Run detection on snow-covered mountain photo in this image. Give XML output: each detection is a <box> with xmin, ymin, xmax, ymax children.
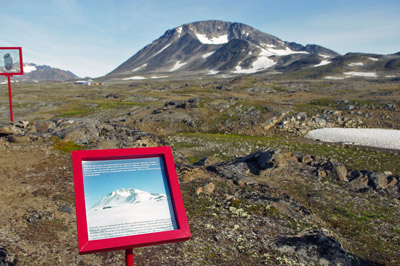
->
<box><xmin>86</xmin><ymin>188</ymin><xmax>177</xmax><ymax>240</ymax></box>
<box><xmin>90</xmin><ymin>188</ymin><xmax>167</xmax><ymax>210</ymax></box>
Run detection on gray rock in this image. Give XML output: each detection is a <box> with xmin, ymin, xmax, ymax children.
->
<box><xmin>0</xmin><ymin>248</ymin><xmax>6</xmax><ymax>266</ymax></box>
<box><xmin>335</xmin><ymin>164</ymin><xmax>348</xmax><ymax>182</ymax></box>
<box><xmin>35</xmin><ymin>121</ymin><xmax>56</xmax><ymax>133</ymax></box>
<box><xmin>275</xmin><ymin>230</ymin><xmax>382</xmax><ymax>265</ymax></box>
<box><xmin>312</xmin><ymin>117</ymin><xmax>327</xmax><ymax>127</ymax></box>
<box><xmin>0</xmin><ymin>125</ymin><xmax>20</xmax><ymax>135</ymax></box>
<box><xmin>368</xmin><ymin>172</ymin><xmax>388</xmax><ymax>190</ymax></box>
<box><xmin>349</xmin><ymin>177</ymin><xmax>370</xmax><ymax>192</ymax></box>
<box><xmin>58</xmin><ymin>204</ymin><xmax>72</xmax><ymax>214</ymax></box>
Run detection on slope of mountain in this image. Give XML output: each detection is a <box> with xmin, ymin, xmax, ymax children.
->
<box><xmin>299</xmin><ymin>52</ymin><xmax>400</xmax><ymax>80</ymax></box>
<box><xmin>3</xmin><ymin>63</ymin><xmax>80</xmax><ymax>82</ymax></box>
<box><xmin>105</xmin><ymin>20</ymin><xmax>340</xmax><ymax>79</ymax></box>
<box><xmin>90</xmin><ymin>188</ymin><xmax>166</xmax><ymax>209</ymax></box>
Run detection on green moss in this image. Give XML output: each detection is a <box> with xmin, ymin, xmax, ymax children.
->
<box><xmin>309</xmin><ymin>98</ymin><xmax>339</xmax><ymax>107</ymax></box>
<box><xmin>51</xmin><ymin>136</ymin><xmax>85</xmax><ymax>152</ymax></box>
<box><xmin>246</xmin><ymin>204</ymin><xmax>266</xmax><ymax>216</ymax></box>
<box><xmin>230</xmin><ymin>199</ymin><xmax>244</xmax><ymax>208</ymax></box>
<box><xmin>266</xmin><ymin>205</ymin><xmax>279</xmax><ymax>217</ymax></box>
<box><xmin>392</xmin><ymin>227</ymin><xmax>400</xmax><ymax>234</ymax></box>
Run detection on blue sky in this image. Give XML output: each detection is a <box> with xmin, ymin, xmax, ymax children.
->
<box><xmin>1</xmin><ymin>0</ymin><xmax>399</xmax><ymax>77</ymax></box>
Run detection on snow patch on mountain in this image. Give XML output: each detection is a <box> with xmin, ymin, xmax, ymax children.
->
<box><xmin>344</xmin><ymin>71</ymin><xmax>377</xmax><ymax>77</ymax></box>
<box><xmin>261</xmin><ymin>44</ymin><xmax>277</xmax><ymax>49</ymax></box>
<box><xmin>319</xmin><ymin>54</ymin><xmax>332</xmax><ymax>58</ymax></box>
<box><xmin>325</xmin><ymin>76</ymin><xmax>345</xmax><ymax>80</ymax></box>
<box><xmin>348</xmin><ymin>62</ymin><xmax>364</xmax><ymax>66</ymax></box>
<box><xmin>169</xmin><ymin>61</ymin><xmax>187</xmax><ymax>71</ymax></box>
<box><xmin>314</xmin><ymin>60</ymin><xmax>331</xmax><ymax>67</ymax></box>
<box><xmin>202</xmin><ymin>51</ymin><xmax>215</xmax><ymax>59</ymax></box>
<box><xmin>234</xmin><ymin>55</ymin><xmax>276</xmax><ymax>74</ymax></box>
<box><xmin>265</xmin><ymin>47</ymin><xmax>308</xmax><ymax>56</ymax></box>
<box><xmin>122</xmin><ymin>76</ymin><xmax>146</xmax><ymax>80</ymax></box>
<box><xmin>196</xmin><ymin>33</ymin><xmax>229</xmax><ymax>45</ymax></box>
<box><xmin>23</xmin><ymin>64</ymin><xmax>37</xmax><ymax>73</ymax></box>
<box><xmin>176</xmin><ymin>26</ymin><xmax>183</xmax><ymax>35</ymax></box>
<box><xmin>154</xmin><ymin>43</ymin><xmax>172</xmax><ymax>57</ymax></box>
<box><xmin>208</xmin><ymin>69</ymin><xmax>219</xmax><ymax>75</ymax></box>
<box><xmin>131</xmin><ymin>64</ymin><xmax>147</xmax><ymax>72</ymax></box>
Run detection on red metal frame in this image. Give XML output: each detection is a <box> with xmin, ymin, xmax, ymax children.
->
<box><xmin>72</xmin><ymin>146</ymin><xmax>191</xmax><ymax>255</ymax></box>
<box><xmin>0</xmin><ymin>47</ymin><xmax>23</xmax><ymax>75</ymax></box>
<box><xmin>1</xmin><ymin>47</ymin><xmax>23</xmax><ymax>122</ymax></box>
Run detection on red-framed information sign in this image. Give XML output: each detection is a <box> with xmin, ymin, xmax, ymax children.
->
<box><xmin>72</xmin><ymin>147</ymin><xmax>190</xmax><ymax>264</ymax></box>
<box><xmin>1</xmin><ymin>47</ymin><xmax>24</xmax><ymax>122</ymax></box>
<box><xmin>0</xmin><ymin>47</ymin><xmax>23</xmax><ymax>75</ymax></box>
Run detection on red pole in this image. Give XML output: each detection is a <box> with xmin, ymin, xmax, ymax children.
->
<box><xmin>125</xmin><ymin>249</ymin><xmax>133</xmax><ymax>266</ymax></box>
<box><xmin>7</xmin><ymin>75</ymin><xmax>13</xmax><ymax>123</ymax></box>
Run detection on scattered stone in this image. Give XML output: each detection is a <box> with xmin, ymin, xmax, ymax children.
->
<box><xmin>16</xmin><ymin>120</ymin><xmax>29</xmax><ymax>129</ymax></box>
<box><xmin>349</xmin><ymin>177</ymin><xmax>370</xmax><ymax>192</ymax></box>
<box><xmin>275</xmin><ymin>230</ymin><xmax>383</xmax><ymax>266</ymax></box>
<box><xmin>273</xmin><ymin>110</ymin><xmax>365</xmax><ymax>136</ymax></box>
<box><xmin>334</xmin><ymin>164</ymin><xmax>348</xmax><ymax>182</ymax></box>
<box><xmin>35</xmin><ymin>121</ymin><xmax>56</xmax><ymax>133</ymax></box>
<box><xmin>368</xmin><ymin>172</ymin><xmax>388</xmax><ymax>190</ymax></box>
<box><xmin>0</xmin><ymin>248</ymin><xmax>6</xmax><ymax>266</ymax></box>
<box><xmin>208</xmin><ymin>149</ymin><xmax>298</xmax><ymax>184</ymax></box>
<box><xmin>0</xmin><ymin>125</ymin><xmax>19</xmax><ymax>136</ymax></box>
<box><xmin>196</xmin><ymin>182</ymin><xmax>215</xmax><ymax>195</ymax></box>
<box><xmin>25</xmin><ymin>210</ymin><xmax>43</xmax><ymax>223</ymax></box>
<box><xmin>58</xmin><ymin>205</ymin><xmax>72</xmax><ymax>214</ymax></box>
<box><xmin>105</xmin><ymin>93</ymin><xmax>120</xmax><ymax>99</ymax></box>
<box><xmin>317</xmin><ymin>169</ymin><xmax>327</xmax><ymax>178</ymax></box>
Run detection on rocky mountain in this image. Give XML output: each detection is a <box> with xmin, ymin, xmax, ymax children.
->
<box><xmin>1</xmin><ymin>63</ymin><xmax>80</xmax><ymax>82</ymax></box>
<box><xmin>295</xmin><ymin>52</ymin><xmax>400</xmax><ymax>80</ymax></box>
<box><xmin>91</xmin><ymin>188</ymin><xmax>166</xmax><ymax>209</ymax></box>
<box><xmin>105</xmin><ymin>20</ymin><xmax>340</xmax><ymax>79</ymax></box>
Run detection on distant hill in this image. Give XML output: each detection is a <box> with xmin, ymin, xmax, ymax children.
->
<box><xmin>1</xmin><ymin>63</ymin><xmax>80</xmax><ymax>82</ymax></box>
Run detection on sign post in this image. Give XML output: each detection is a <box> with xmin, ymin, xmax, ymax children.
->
<box><xmin>126</xmin><ymin>248</ymin><xmax>133</xmax><ymax>266</ymax></box>
<box><xmin>72</xmin><ymin>146</ymin><xmax>191</xmax><ymax>264</ymax></box>
<box><xmin>7</xmin><ymin>75</ymin><xmax>13</xmax><ymax>122</ymax></box>
<box><xmin>0</xmin><ymin>47</ymin><xmax>24</xmax><ymax>123</ymax></box>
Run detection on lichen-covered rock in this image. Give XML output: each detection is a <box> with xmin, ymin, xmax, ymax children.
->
<box><xmin>275</xmin><ymin>230</ymin><xmax>383</xmax><ymax>266</ymax></box>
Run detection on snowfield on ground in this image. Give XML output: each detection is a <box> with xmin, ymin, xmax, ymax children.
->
<box><xmin>306</xmin><ymin>128</ymin><xmax>400</xmax><ymax>150</ymax></box>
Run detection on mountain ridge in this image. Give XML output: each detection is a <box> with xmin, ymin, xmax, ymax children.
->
<box><xmin>0</xmin><ymin>63</ymin><xmax>81</xmax><ymax>82</ymax></box>
<box><xmin>105</xmin><ymin>20</ymin><xmax>340</xmax><ymax>79</ymax></box>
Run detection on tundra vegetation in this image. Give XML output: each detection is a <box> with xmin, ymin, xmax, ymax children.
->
<box><xmin>0</xmin><ymin>74</ymin><xmax>399</xmax><ymax>265</ymax></box>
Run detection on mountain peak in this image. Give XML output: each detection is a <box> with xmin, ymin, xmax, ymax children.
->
<box><xmin>105</xmin><ymin>20</ymin><xmax>340</xmax><ymax>79</ymax></box>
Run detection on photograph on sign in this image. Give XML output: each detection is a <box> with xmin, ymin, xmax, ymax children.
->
<box><xmin>72</xmin><ymin>147</ymin><xmax>190</xmax><ymax>255</ymax></box>
<box><xmin>82</xmin><ymin>156</ymin><xmax>177</xmax><ymax>241</ymax></box>
<box><xmin>0</xmin><ymin>48</ymin><xmax>23</xmax><ymax>75</ymax></box>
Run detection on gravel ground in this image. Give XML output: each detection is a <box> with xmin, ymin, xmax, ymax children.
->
<box><xmin>306</xmin><ymin>128</ymin><xmax>400</xmax><ymax>150</ymax></box>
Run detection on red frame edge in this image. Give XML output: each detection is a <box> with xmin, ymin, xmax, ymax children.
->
<box><xmin>0</xmin><ymin>47</ymin><xmax>24</xmax><ymax>76</ymax></box>
<box><xmin>72</xmin><ymin>146</ymin><xmax>190</xmax><ymax>255</ymax></box>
